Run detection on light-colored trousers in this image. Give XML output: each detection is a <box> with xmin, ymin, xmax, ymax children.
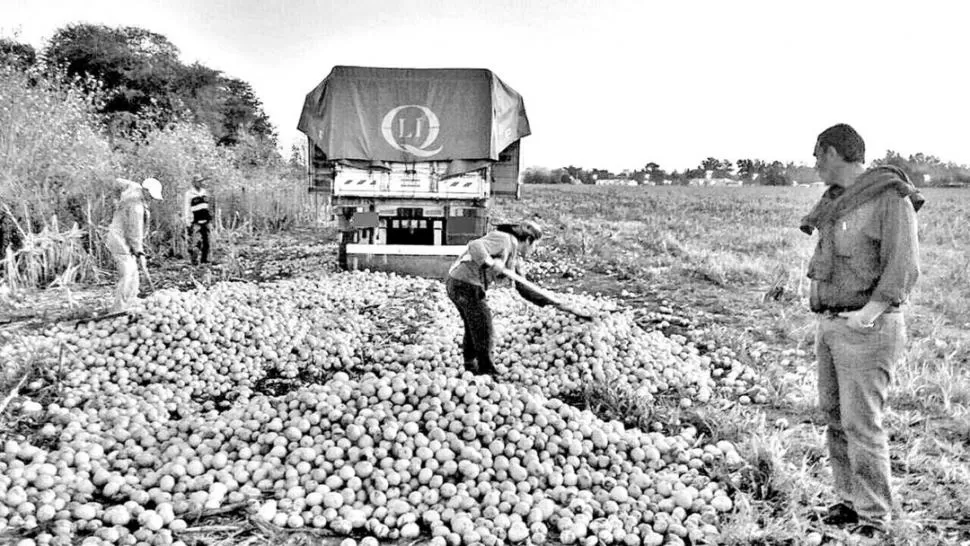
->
<box><xmin>816</xmin><ymin>311</ymin><xmax>906</xmax><ymax>527</ymax></box>
<box><xmin>105</xmin><ymin>232</ymin><xmax>139</xmax><ymax>312</ymax></box>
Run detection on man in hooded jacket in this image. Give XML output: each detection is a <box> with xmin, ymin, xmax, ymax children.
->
<box><xmin>801</xmin><ymin>124</ymin><xmax>922</xmax><ymax>540</ymax></box>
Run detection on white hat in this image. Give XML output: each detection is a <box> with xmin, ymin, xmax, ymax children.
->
<box><xmin>141</xmin><ymin>178</ymin><xmax>163</xmax><ymax>200</ymax></box>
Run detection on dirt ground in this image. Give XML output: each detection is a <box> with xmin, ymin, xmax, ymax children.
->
<box><xmin>0</xmin><ymin>229</ymin><xmax>340</xmax><ymax>331</ymax></box>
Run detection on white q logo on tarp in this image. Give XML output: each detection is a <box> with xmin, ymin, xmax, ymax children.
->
<box><xmin>381</xmin><ymin>105</ymin><xmax>443</xmax><ymax>158</ymax></box>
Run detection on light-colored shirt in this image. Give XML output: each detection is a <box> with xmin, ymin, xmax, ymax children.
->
<box><xmin>107</xmin><ymin>180</ymin><xmax>148</xmax><ymax>255</ymax></box>
<box><xmin>448</xmin><ymin>230</ymin><xmax>553</xmax><ymax>306</ymax></box>
<box><xmin>449</xmin><ymin>230</ymin><xmax>518</xmax><ymax>289</ymax></box>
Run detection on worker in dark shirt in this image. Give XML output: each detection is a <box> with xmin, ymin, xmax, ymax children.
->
<box><xmin>184</xmin><ymin>175</ymin><xmax>212</xmax><ymax>265</ymax></box>
<box><xmin>801</xmin><ymin>124</ymin><xmax>922</xmax><ymax>540</ymax></box>
<box><xmin>446</xmin><ymin>221</ymin><xmax>558</xmax><ymax>376</ymax></box>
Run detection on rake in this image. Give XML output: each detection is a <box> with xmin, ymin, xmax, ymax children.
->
<box><xmin>138</xmin><ymin>254</ymin><xmax>156</xmax><ymax>293</ymax></box>
<box><xmin>500</xmin><ymin>268</ymin><xmax>597</xmax><ymax>320</ymax></box>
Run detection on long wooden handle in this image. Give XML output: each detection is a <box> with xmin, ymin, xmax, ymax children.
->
<box><xmin>499</xmin><ymin>268</ymin><xmax>561</xmax><ymax>304</ymax></box>
<box><xmin>499</xmin><ymin>267</ymin><xmax>595</xmax><ymax>320</ymax></box>
<box><xmin>139</xmin><ymin>255</ymin><xmax>155</xmax><ymax>292</ymax></box>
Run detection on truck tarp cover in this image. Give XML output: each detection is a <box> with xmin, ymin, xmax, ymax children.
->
<box><xmin>298</xmin><ymin>66</ymin><xmax>530</xmax><ymax>167</ymax></box>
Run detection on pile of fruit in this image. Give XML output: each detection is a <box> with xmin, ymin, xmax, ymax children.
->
<box><xmin>0</xmin><ymin>272</ymin><xmax>741</xmax><ymax>545</ymax></box>
<box><xmin>526</xmin><ymin>260</ymin><xmax>586</xmax><ymax>283</ymax></box>
<box><xmin>619</xmin><ymin>296</ymin><xmax>767</xmax><ymax>405</ymax></box>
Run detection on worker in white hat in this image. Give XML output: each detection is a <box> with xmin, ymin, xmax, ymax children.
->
<box><xmin>104</xmin><ymin>177</ymin><xmax>163</xmax><ymax>312</ymax></box>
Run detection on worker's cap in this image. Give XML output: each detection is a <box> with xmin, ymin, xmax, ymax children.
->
<box><xmin>192</xmin><ymin>175</ymin><xmax>210</xmax><ymax>184</ymax></box>
<box><xmin>141</xmin><ymin>178</ymin><xmax>163</xmax><ymax>200</ymax></box>
<box><xmin>520</xmin><ymin>220</ymin><xmax>543</xmax><ymax>242</ymax></box>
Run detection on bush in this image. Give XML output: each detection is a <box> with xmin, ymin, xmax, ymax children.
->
<box><xmin>121</xmin><ymin>123</ymin><xmax>313</xmax><ymax>255</ymax></box>
<box><xmin>0</xmin><ymin>64</ymin><xmax>313</xmax><ymax>289</ymax></box>
<box><xmin>0</xmin><ymin>65</ymin><xmax>118</xmax><ymax>270</ymax></box>
<box><xmin>120</xmin><ymin>121</ymin><xmax>240</xmax><ymax>255</ymax></box>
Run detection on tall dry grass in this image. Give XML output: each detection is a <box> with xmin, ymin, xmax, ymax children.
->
<box><xmin>0</xmin><ymin>64</ymin><xmax>315</xmax><ymax>291</ymax></box>
<box><xmin>0</xmin><ymin>206</ymin><xmax>100</xmax><ymax>293</ymax></box>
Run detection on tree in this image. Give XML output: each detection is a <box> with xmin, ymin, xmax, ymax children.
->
<box><xmin>218</xmin><ymin>77</ymin><xmax>276</xmax><ymax>147</ymax></box>
<box><xmin>41</xmin><ymin>23</ymin><xmax>278</xmax><ymax>152</ymax></box>
<box><xmin>786</xmin><ymin>164</ymin><xmax>820</xmax><ymax>184</ymax></box>
<box><xmin>761</xmin><ymin>161</ymin><xmax>790</xmax><ymax>186</ymax></box>
<box><xmin>590</xmin><ymin>168</ymin><xmax>613</xmax><ymax>183</ymax></box>
<box><xmin>522</xmin><ymin>167</ymin><xmax>554</xmax><ymax>184</ymax></box>
<box><xmin>736</xmin><ymin>158</ymin><xmax>766</xmax><ymax>180</ymax></box>
<box><xmin>175</xmin><ymin>62</ymin><xmax>225</xmax><ymax>138</ymax></box>
<box><xmin>910</xmin><ymin>152</ymin><xmax>942</xmax><ymax>167</ymax></box>
<box><xmin>562</xmin><ymin>165</ymin><xmax>588</xmax><ymax>184</ymax></box>
<box><xmin>44</xmin><ymin>24</ymin><xmax>184</xmax><ymax>130</ymax></box>
<box><xmin>0</xmin><ymin>38</ymin><xmax>36</xmax><ymax>70</ymax></box>
<box><xmin>736</xmin><ymin>159</ymin><xmax>753</xmax><ymax>178</ymax></box>
<box><xmin>700</xmin><ymin>157</ymin><xmax>720</xmax><ymax>173</ymax></box>
<box><xmin>639</xmin><ymin>162</ymin><xmax>665</xmax><ymax>184</ymax></box>
<box><xmin>670</xmin><ymin>169</ymin><xmax>693</xmax><ymax>185</ymax></box>
<box><xmin>288</xmin><ymin>140</ymin><xmax>307</xmax><ymax>172</ymax></box>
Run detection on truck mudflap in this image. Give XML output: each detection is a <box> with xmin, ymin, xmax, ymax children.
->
<box><xmin>344</xmin><ymin>244</ymin><xmax>466</xmax><ymax>279</ymax></box>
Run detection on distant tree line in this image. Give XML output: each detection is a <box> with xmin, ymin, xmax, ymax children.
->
<box><xmin>524</xmin><ymin>152</ymin><xmax>970</xmax><ymax>188</ymax></box>
<box><xmin>0</xmin><ymin>24</ymin><xmax>277</xmax><ymax>163</ymax></box>
<box><xmin>871</xmin><ymin>151</ymin><xmax>970</xmax><ymax>187</ymax></box>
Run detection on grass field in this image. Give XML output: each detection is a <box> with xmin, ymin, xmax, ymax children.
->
<box><xmin>498</xmin><ymin>184</ymin><xmax>970</xmax><ymax>545</ymax></box>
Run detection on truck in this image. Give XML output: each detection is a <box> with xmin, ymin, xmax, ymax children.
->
<box><xmin>297</xmin><ymin>66</ymin><xmax>530</xmax><ymax>278</ymax></box>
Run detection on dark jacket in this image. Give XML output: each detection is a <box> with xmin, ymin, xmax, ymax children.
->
<box><xmin>801</xmin><ymin>166</ymin><xmax>922</xmax><ymax>311</ymax></box>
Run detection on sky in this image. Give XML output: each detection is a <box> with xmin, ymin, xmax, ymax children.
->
<box><xmin>5</xmin><ymin>0</ymin><xmax>970</xmax><ymax>172</ymax></box>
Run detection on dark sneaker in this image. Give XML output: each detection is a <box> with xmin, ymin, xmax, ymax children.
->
<box><xmin>821</xmin><ymin>502</ymin><xmax>859</xmax><ymax>526</ymax></box>
<box><xmin>851</xmin><ymin>523</ymin><xmax>887</xmax><ymax>540</ymax></box>
<box><xmin>475</xmin><ymin>364</ymin><xmax>499</xmax><ymax>377</ymax></box>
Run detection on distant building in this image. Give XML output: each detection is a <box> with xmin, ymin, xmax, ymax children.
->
<box><xmin>595</xmin><ymin>179</ymin><xmax>638</xmax><ymax>187</ymax></box>
<box><xmin>688</xmin><ymin>177</ymin><xmax>741</xmax><ymax>187</ymax></box>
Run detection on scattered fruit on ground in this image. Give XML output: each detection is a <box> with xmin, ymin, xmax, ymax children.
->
<box><xmin>0</xmin><ymin>271</ymin><xmax>744</xmax><ymax>545</ymax></box>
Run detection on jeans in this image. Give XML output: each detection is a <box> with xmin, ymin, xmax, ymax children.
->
<box><xmin>188</xmin><ymin>222</ymin><xmax>210</xmax><ymax>264</ymax></box>
<box><xmin>445</xmin><ymin>277</ymin><xmax>494</xmax><ymax>373</ymax></box>
<box><xmin>816</xmin><ymin>311</ymin><xmax>906</xmax><ymax>527</ymax></box>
